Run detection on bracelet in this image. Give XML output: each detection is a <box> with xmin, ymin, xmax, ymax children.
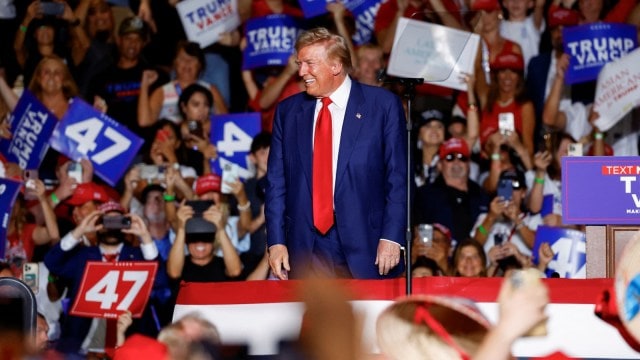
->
<box><xmin>594</xmin><ymin>132</ymin><xmax>604</xmax><ymax>140</ymax></box>
<box><xmin>237</xmin><ymin>201</ymin><xmax>251</xmax><ymax>212</ymax></box>
<box><xmin>19</xmin><ymin>25</ymin><xmax>28</xmax><ymax>33</ymax></box>
<box><xmin>50</xmin><ymin>192</ymin><xmax>60</xmax><ymax>206</ymax></box>
<box><xmin>468</xmin><ymin>103</ymin><xmax>478</xmax><ymax>112</ymax></box>
<box><xmin>163</xmin><ymin>193</ymin><xmax>176</xmax><ymax>202</ymax></box>
<box><xmin>534</xmin><ymin>177</ymin><xmax>545</xmax><ymax>185</ymax></box>
<box><xmin>490</xmin><ymin>153</ymin><xmax>500</xmax><ymax>161</ymax></box>
<box><xmin>478</xmin><ymin>224</ymin><xmax>488</xmax><ymax>236</ymax></box>
<box><xmin>48</xmin><ymin>274</ymin><xmax>57</xmax><ymax>283</ymax></box>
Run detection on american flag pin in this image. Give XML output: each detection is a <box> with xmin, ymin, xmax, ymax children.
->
<box><xmin>356</xmin><ymin>113</ymin><xmax>362</xmax><ymax>119</ymax></box>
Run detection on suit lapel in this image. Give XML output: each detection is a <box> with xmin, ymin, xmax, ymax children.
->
<box><xmin>335</xmin><ymin>81</ymin><xmax>365</xmax><ymax>191</ymax></box>
<box><xmin>296</xmin><ymin>96</ymin><xmax>317</xmax><ymax>193</ymax></box>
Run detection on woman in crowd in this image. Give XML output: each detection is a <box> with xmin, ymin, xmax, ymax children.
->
<box><xmin>178</xmin><ymin>83</ymin><xmax>218</xmax><ymax>175</ymax></box>
<box><xmin>452</xmin><ymin>239</ymin><xmax>488</xmax><ymax>277</ymax></box>
<box><xmin>138</xmin><ymin>41</ymin><xmax>227</xmax><ymax>127</ymax></box>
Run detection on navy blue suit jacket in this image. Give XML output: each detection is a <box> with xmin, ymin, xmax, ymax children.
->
<box><xmin>266</xmin><ymin>79</ymin><xmax>407</xmax><ymax>279</ymax></box>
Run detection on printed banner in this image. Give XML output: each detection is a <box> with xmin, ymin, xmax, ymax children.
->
<box><xmin>49</xmin><ymin>98</ymin><xmax>143</xmax><ymax>187</ymax></box>
<box><xmin>242</xmin><ymin>15</ymin><xmax>302</xmax><ymax>70</ymax></box>
<box><xmin>561</xmin><ymin>156</ymin><xmax>640</xmax><ymax>224</ymax></box>
<box><xmin>532</xmin><ymin>226</ymin><xmax>586</xmax><ymax>279</ymax></box>
<box><xmin>70</xmin><ymin>261</ymin><xmax>158</xmax><ymax>318</ymax></box>
<box><xmin>563</xmin><ymin>22</ymin><xmax>637</xmax><ymax>85</ymax></box>
<box><xmin>298</xmin><ymin>0</ymin><xmax>328</xmax><ymax>18</ymax></box>
<box><xmin>0</xmin><ymin>90</ymin><xmax>58</xmax><ymax>170</ymax></box>
<box><xmin>210</xmin><ymin>112</ymin><xmax>261</xmax><ymax>178</ymax></box>
<box><xmin>387</xmin><ymin>17</ymin><xmax>480</xmax><ymax>91</ymax></box>
<box><xmin>593</xmin><ymin>47</ymin><xmax>640</xmax><ymax>132</ymax></box>
<box><xmin>176</xmin><ymin>0</ymin><xmax>240</xmax><ymax>48</ymax></box>
<box><xmin>349</xmin><ymin>0</ymin><xmax>383</xmax><ymax>45</ymax></box>
<box><xmin>0</xmin><ymin>178</ymin><xmax>22</xmax><ymax>259</ymax></box>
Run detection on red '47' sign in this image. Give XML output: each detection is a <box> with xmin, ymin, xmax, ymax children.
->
<box><xmin>70</xmin><ymin>261</ymin><xmax>158</xmax><ymax>319</ymax></box>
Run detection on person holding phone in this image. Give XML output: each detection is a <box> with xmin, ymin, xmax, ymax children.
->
<box><xmin>472</xmin><ymin>170</ymin><xmax>540</xmax><ymax>260</ymax></box>
<box><xmin>177</xmin><ymin>83</ymin><xmax>218</xmax><ymax>175</ymax></box>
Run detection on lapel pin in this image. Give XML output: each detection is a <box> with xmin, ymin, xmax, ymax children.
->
<box><xmin>356</xmin><ymin>113</ymin><xmax>362</xmax><ymax>119</ymax></box>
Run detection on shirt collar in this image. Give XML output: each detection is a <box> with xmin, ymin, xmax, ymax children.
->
<box><xmin>323</xmin><ymin>75</ymin><xmax>351</xmax><ymax>109</ymax></box>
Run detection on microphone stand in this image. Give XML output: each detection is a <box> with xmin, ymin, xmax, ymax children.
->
<box><xmin>380</xmin><ymin>72</ymin><xmax>423</xmax><ymax>295</ymax></box>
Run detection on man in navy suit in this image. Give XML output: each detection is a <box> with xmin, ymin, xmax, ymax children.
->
<box><xmin>266</xmin><ymin>27</ymin><xmax>407</xmax><ymax>280</ymax></box>
<box><xmin>45</xmin><ymin>201</ymin><xmax>166</xmax><ymax>357</ymax></box>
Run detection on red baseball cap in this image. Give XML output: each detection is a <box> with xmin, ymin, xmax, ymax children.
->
<box><xmin>114</xmin><ymin>334</ymin><xmax>168</xmax><ymax>360</ymax></box>
<box><xmin>547</xmin><ymin>5</ymin><xmax>580</xmax><ymax>28</ymax></box>
<box><xmin>491</xmin><ymin>51</ymin><xmax>525</xmax><ymax>72</ymax></box>
<box><xmin>66</xmin><ymin>182</ymin><xmax>109</xmax><ymax>206</ymax></box>
<box><xmin>471</xmin><ymin>0</ymin><xmax>501</xmax><ymax>12</ymax></box>
<box><xmin>439</xmin><ymin>138</ymin><xmax>470</xmax><ymax>159</ymax></box>
<box><xmin>98</xmin><ymin>200</ymin><xmax>126</xmax><ymax>214</ymax></box>
<box><xmin>195</xmin><ymin>173</ymin><xmax>221</xmax><ymax>196</ymax></box>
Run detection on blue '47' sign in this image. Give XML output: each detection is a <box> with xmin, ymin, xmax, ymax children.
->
<box><xmin>50</xmin><ymin>98</ymin><xmax>143</xmax><ymax>186</ymax></box>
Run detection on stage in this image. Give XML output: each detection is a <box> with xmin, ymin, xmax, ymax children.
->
<box><xmin>174</xmin><ymin>277</ymin><xmax>638</xmax><ymax>358</ymax></box>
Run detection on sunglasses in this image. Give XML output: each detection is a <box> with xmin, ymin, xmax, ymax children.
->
<box><xmin>444</xmin><ymin>153</ymin><xmax>468</xmax><ymax>162</ymax></box>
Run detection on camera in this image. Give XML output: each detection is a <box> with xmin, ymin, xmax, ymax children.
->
<box><xmin>185</xmin><ymin>200</ymin><xmax>216</xmax><ymax>237</ymax></box>
<box><xmin>417</xmin><ymin>224</ymin><xmax>433</xmax><ymax>246</ymax></box>
<box><xmin>103</xmin><ymin>215</ymin><xmax>132</xmax><ymax>230</ymax></box>
<box><xmin>497</xmin><ymin>178</ymin><xmax>513</xmax><ymax>201</ymax></box>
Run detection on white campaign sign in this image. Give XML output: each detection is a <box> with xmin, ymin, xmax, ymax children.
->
<box><xmin>387</xmin><ymin>17</ymin><xmax>480</xmax><ymax>91</ymax></box>
<box><xmin>593</xmin><ymin>47</ymin><xmax>640</xmax><ymax>132</ymax></box>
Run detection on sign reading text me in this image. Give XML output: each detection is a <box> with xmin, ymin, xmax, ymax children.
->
<box><xmin>562</xmin><ymin>156</ymin><xmax>640</xmax><ymax>224</ymax></box>
<box><xmin>70</xmin><ymin>261</ymin><xmax>158</xmax><ymax>319</ymax></box>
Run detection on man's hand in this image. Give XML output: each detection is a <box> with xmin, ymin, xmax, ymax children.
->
<box><xmin>123</xmin><ymin>214</ymin><xmax>151</xmax><ymax>243</ymax></box>
<box><xmin>268</xmin><ymin>244</ymin><xmax>290</xmax><ymax>280</ymax></box>
<box><xmin>375</xmin><ymin>240</ymin><xmax>401</xmax><ymax>276</ymax></box>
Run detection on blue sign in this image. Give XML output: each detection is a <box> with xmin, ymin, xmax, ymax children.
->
<box><xmin>298</xmin><ymin>0</ymin><xmax>328</xmax><ymax>18</ymax></box>
<box><xmin>563</xmin><ymin>22</ymin><xmax>637</xmax><ymax>85</ymax></box>
<box><xmin>349</xmin><ymin>0</ymin><xmax>383</xmax><ymax>45</ymax></box>
<box><xmin>0</xmin><ymin>178</ymin><xmax>22</xmax><ymax>259</ymax></box>
<box><xmin>532</xmin><ymin>225</ymin><xmax>586</xmax><ymax>279</ymax></box>
<box><xmin>210</xmin><ymin>112</ymin><xmax>261</xmax><ymax>178</ymax></box>
<box><xmin>243</xmin><ymin>15</ymin><xmax>303</xmax><ymax>70</ymax></box>
<box><xmin>49</xmin><ymin>98</ymin><xmax>144</xmax><ymax>186</ymax></box>
<box><xmin>561</xmin><ymin>156</ymin><xmax>640</xmax><ymax>224</ymax></box>
<box><xmin>0</xmin><ymin>90</ymin><xmax>58</xmax><ymax>170</ymax></box>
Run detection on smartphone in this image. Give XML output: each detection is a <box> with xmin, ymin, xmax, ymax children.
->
<box><xmin>568</xmin><ymin>143</ymin><xmax>583</xmax><ymax>157</ymax></box>
<box><xmin>417</xmin><ymin>224</ymin><xmax>433</xmax><ymax>246</ymax></box>
<box><xmin>67</xmin><ymin>162</ymin><xmax>83</xmax><ymax>183</ymax></box>
<box><xmin>221</xmin><ymin>163</ymin><xmax>239</xmax><ymax>194</ymax></box>
<box><xmin>185</xmin><ymin>200</ymin><xmax>215</xmax><ymax>216</ymax></box>
<box><xmin>40</xmin><ymin>1</ymin><xmax>65</xmax><ymax>16</ymax></box>
<box><xmin>497</xmin><ymin>178</ymin><xmax>513</xmax><ymax>201</ymax></box>
<box><xmin>22</xmin><ymin>262</ymin><xmax>39</xmax><ymax>295</ymax></box>
<box><xmin>494</xmin><ymin>233</ymin><xmax>504</xmax><ymax>246</ymax></box>
<box><xmin>498</xmin><ymin>112</ymin><xmax>515</xmax><ymax>135</ymax></box>
<box><xmin>23</xmin><ymin>169</ymin><xmax>38</xmax><ymax>181</ymax></box>
<box><xmin>187</xmin><ymin>120</ymin><xmax>204</xmax><ymax>139</ymax></box>
<box><xmin>138</xmin><ymin>164</ymin><xmax>159</xmax><ymax>180</ymax></box>
<box><xmin>102</xmin><ymin>215</ymin><xmax>132</xmax><ymax>230</ymax></box>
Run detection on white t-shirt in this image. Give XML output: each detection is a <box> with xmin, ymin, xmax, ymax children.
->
<box><xmin>500</xmin><ymin>15</ymin><xmax>545</xmax><ymax>71</ymax></box>
<box><xmin>470</xmin><ymin>212</ymin><xmax>542</xmax><ymax>259</ymax></box>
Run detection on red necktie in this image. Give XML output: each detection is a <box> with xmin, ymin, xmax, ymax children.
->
<box><xmin>313</xmin><ymin>97</ymin><xmax>334</xmax><ymax>234</ymax></box>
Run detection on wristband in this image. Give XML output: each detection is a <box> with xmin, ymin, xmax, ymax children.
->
<box><xmin>48</xmin><ymin>274</ymin><xmax>57</xmax><ymax>283</ymax></box>
<box><xmin>19</xmin><ymin>25</ymin><xmax>28</xmax><ymax>33</ymax></box>
<box><xmin>468</xmin><ymin>103</ymin><xmax>478</xmax><ymax>112</ymax></box>
<box><xmin>594</xmin><ymin>132</ymin><xmax>604</xmax><ymax>140</ymax></box>
<box><xmin>237</xmin><ymin>201</ymin><xmax>251</xmax><ymax>212</ymax></box>
<box><xmin>50</xmin><ymin>192</ymin><xmax>60</xmax><ymax>206</ymax></box>
<box><xmin>490</xmin><ymin>153</ymin><xmax>500</xmax><ymax>161</ymax></box>
<box><xmin>163</xmin><ymin>193</ymin><xmax>176</xmax><ymax>202</ymax></box>
<box><xmin>478</xmin><ymin>224</ymin><xmax>488</xmax><ymax>236</ymax></box>
<box><xmin>534</xmin><ymin>177</ymin><xmax>545</xmax><ymax>185</ymax></box>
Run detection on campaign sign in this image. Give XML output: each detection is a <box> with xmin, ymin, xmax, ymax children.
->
<box><xmin>298</xmin><ymin>0</ymin><xmax>328</xmax><ymax>18</ymax></box>
<box><xmin>532</xmin><ymin>226</ymin><xmax>586</xmax><ymax>279</ymax></box>
<box><xmin>593</xmin><ymin>47</ymin><xmax>640</xmax><ymax>132</ymax></box>
<box><xmin>243</xmin><ymin>15</ymin><xmax>302</xmax><ymax>70</ymax></box>
<box><xmin>349</xmin><ymin>0</ymin><xmax>383</xmax><ymax>45</ymax></box>
<box><xmin>210</xmin><ymin>112</ymin><xmax>261</xmax><ymax>178</ymax></box>
<box><xmin>563</xmin><ymin>23</ymin><xmax>637</xmax><ymax>85</ymax></box>
<box><xmin>176</xmin><ymin>0</ymin><xmax>240</xmax><ymax>48</ymax></box>
<box><xmin>49</xmin><ymin>98</ymin><xmax>143</xmax><ymax>187</ymax></box>
<box><xmin>0</xmin><ymin>90</ymin><xmax>58</xmax><ymax>170</ymax></box>
<box><xmin>0</xmin><ymin>178</ymin><xmax>22</xmax><ymax>259</ymax></box>
<box><xmin>388</xmin><ymin>17</ymin><xmax>480</xmax><ymax>91</ymax></box>
<box><xmin>561</xmin><ymin>156</ymin><xmax>640</xmax><ymax>224</ymax></box>
<box><xmin>70</xmin><ymin>261</ymin><xmax>158</xmax><ymax>318</ymax></box>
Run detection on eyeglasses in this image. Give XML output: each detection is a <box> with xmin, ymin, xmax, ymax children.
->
<box><xmin>444</xmin><ymin>153</ymin><xmax>468</xmax><ymax>162</ymax></box>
